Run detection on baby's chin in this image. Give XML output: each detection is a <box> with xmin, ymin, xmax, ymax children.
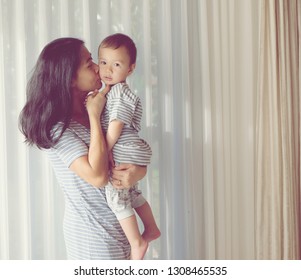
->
<box><xmin>101</xmin><ymin>76</ymin><xmax>116</xmax><ymax>85</ymax></box>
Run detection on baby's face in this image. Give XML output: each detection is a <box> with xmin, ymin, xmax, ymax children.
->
<box><xmin>98</xmin><ymin>46</ymin><xmax>135</xmax><ymax>85</ymax></box>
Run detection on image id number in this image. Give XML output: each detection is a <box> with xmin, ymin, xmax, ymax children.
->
<box><xmin>167</xmin><ymin>266</ymin><xmax>227</xmax><ymax>276</ymax></box>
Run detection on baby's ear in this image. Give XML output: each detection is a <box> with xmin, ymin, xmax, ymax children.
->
<box><xmin>128</xmin><ymin>63</ymin><xmax>136</xmax><ymax>75</ymax></box>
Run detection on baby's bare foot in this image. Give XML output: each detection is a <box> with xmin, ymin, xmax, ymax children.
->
<box><xmin>142</xmin><ymin>228</ymin><xmax>161</xmax><ymax>243</ymax></box>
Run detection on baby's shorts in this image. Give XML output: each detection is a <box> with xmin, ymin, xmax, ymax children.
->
<box><xmin>105</xmin><ymin>183</ymin><xmax>146</xmax><ymax>220</ymax></box>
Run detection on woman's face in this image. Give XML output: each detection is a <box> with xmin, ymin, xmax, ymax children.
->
<box><xmin>72</xmin><ymin>46</ymin><xmax>102</xmax><ymax>93</ymax></box>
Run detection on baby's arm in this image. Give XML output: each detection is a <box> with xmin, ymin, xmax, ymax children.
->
<box><xmin>106</xmin><ymin>119</ymin><xmax>124</xmax><ymax>151</ymax></box>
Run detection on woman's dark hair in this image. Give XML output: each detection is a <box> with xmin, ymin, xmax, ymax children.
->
<box><xmin>19</xmin><ymin>37</ymin><xmax>84</xmax><ymax>149</ymax></box>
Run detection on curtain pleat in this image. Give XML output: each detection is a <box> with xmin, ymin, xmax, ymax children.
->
<box><xmin>0</xmin><ymin>0</ymin><xmax>9</xmax><ymax>260</ymax></box>
<box><xmin>298</xmin><ymin>2</ymin><xmax>301</xmax><ymax>259</ymax></box>
<box><xmin>256</xmin><ymin>0</ymin><xmax>301</xmax><ymax>260</ymax></box>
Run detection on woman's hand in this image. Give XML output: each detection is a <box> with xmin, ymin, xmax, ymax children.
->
<box><xmin>85</xmin><ymin>84</ymin><xmax>110</xmax><ymax>118</ymax></box>
<box><xmin>110</xmin><ymin>163</ymin><xmax>147</xmax><ymax>189</ymax></box>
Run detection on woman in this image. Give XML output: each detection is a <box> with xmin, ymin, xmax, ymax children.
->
<box><xmin>19</xmin><ymin>38</ymin><xmax>146</xmax><ymax>259</ymax></box>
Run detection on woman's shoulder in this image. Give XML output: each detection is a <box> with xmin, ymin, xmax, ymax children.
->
<box><xmin>46</xmin><ymin>121</ymin><xmax>89</xmax><ymax>165</ymax></box>
<box><xmin>50</xmin><ymin>121</ymin><xmax>89</xmax><ymax>147</ymax></box>
<box><xmin>52</xmin><ymin>120</ymin><xmax>87</xmax><ymax>133</ymax></box>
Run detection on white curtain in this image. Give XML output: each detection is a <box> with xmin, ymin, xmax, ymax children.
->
<box><xmin>187</xmin><ymin>0</ymin><xmax>258</xmax><ymax>259</ymax></box>
<box><xmin>0</xmin><ymin>0</ymin><xmax>259</xmax><ymax>260</ymax></box>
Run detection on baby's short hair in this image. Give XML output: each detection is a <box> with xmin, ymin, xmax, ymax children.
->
<box><xmin>99</xmin><ymin>33</ymin><xmax>137</xmax><ymax>65</ymax></box>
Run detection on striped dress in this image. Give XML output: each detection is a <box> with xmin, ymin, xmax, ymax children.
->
<box><xmin>101</xmin><ymin>82</ymin><xmax>152</xmax><ymax>165</ymax></box>
<box><xmin>46</xmin><ymin>121</ymin><xmax>130</xmax><ymax>259</ymax></box>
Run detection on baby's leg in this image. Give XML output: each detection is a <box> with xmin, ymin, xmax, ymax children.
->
<box><xmin>135</xmin><ymin>202</ymin><xmax>161</xmax><ymax>243</ymax></box>
<box><xmin>106</xmin><ymin>184</ymin><xmax>148</xmax><ymax>259</ymax></box>
<box><xmin>119</xmin><ymin>215</ymin><xmax>148</xmax><ymax>260</ymax></box>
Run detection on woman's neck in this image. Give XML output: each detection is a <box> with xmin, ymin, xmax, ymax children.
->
<box><xmin>72</xmin><ymin>113</ymin><xmax>90</xmax><ymax>128</ymax></box>
<box><xmin>72</xmin><ymin>92</ymin><xmax>90</xmax><ymax>128</ymax></box>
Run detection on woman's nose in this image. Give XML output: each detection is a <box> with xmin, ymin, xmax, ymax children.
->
<box><xmin>93</xmin><ymin>63</ymin><xmax>99</xmax><ymax>73</ymax></box>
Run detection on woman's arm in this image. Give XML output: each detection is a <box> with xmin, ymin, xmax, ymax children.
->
<box><xmin>70</xmin><ymin>87</ymin><xmax>110</xmax><ymax>188</ymax></box>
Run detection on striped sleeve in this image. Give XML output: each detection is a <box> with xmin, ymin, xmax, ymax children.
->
<box><xmin>52</xmin><ymin>127</ymin><xmax>88</xmax><ymax>167</ymax></box>
<box><xmin>108</xmin><ymin>83</ymin><xmax>139</xmax><ymax>126</ymax></box>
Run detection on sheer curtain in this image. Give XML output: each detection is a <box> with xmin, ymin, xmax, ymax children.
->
<box><xmin>187</xmin><ymin>0</ymin><xmax>258</xmax><ymax>259</ymax></box>
<box><xmin>0</xmin><ymin>0</ymin><xmax>259</xmax><ymax>260</ymax></box>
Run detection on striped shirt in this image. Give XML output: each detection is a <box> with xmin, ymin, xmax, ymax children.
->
<box><xmin>101</xmin><ymin>82</ymin><xmax>152</xmax><ymax>166</ymax></box>
<box><xmin>45</xmin><ymin>121</ymin><xmax>130</xmax><ymax>260</ymax></box>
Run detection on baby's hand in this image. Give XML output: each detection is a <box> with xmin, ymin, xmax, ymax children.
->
<box><xmin>85</xmin><ymin>85</ymin><xmax>110</xmax><ymax>117</ymax></box>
